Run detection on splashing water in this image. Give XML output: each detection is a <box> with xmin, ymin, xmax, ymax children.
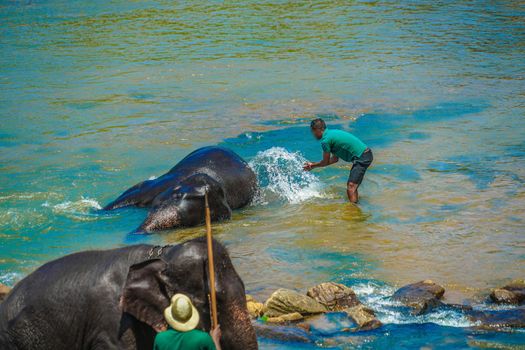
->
<box><xmin>42</xmin><ymin>197</ymin><xmax>102</xmax><ymax>221</ymax></box>
<box><xmin>0</xmin><ymin>272</ymin><xmax>22</xmax><ymax>287</ymax></box>
<box><xmin>352</xmin><ymin>282</ymin><xmax>473</xmax><ymax>328</ymax></box>
<box><xmin>249</xmin><ymin>147</ymin><xmax>324</xmax><ymax>204</ymax></box>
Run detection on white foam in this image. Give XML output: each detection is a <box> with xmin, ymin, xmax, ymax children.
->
<box><xmin>51</xmin><ymin>198</ymin><xmax>101</xmax><ymax>211</ymax></box>
<box><xmin>352</xmin><ymin>282</ymin><xmax>473</xmax><ymax>328</ymax></box>
<box><xmin>0</xmin><ymin>272</ymin><xmax>21</xmax><ymax>286</ymax></box>
<box><xmin>248</xmin><ymin>147</ymin><xmax>325</xmax><ymax>204</ymax></box>
<box><xmin>43</xmin><ymin>197</ymin><xmax>102</xmax><ymax>220</ymax></box>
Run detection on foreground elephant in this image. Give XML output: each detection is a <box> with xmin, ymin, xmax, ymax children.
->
<box><xmin>104</xmin><ymin>146</ymin><xmax>258</xmax><ymax>233</ymax></box>
<box><xmin>0</xmin><ymin>238</ymin><xmax>258</xmax><ymax>350</ymax></box>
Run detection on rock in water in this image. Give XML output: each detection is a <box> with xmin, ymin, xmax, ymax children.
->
<box><xmin>344</xmin><ymin>304</ymin><xmax>383</xmax><ymax>331</ymax></box>
<box><xmin>490</xmin><ymin>280</ymin><xmax>525</xmax><ymax>305</ymax></box>
<box><xmin>263</xmin><ymin>288</ymin><xmax>327</xmax><ymax>317</ymax></box>
<box><xmin>307</xmin><ymin>282</ymin><xmax>382</xmax><ymax>330</ymax></box>
<box><xmin>246</xmin><ymin>295</ymin><xmax>264</xmax><ymax>318</ymax></box>
<box><xmin>468</xmin><ymin>307</ymin><xmax>525</xmax><ymax>330</ymax></box>
<box><xmin>266</xmin><ymin>312</ymin><xmax>304</xmax><ymax>324</ymax></box>
<box><xmin>392</xmin><ymin>280</ymin><xmax>445</xmax><ymax>315</ymax></box>
<box><xmin>307</xmin><ymin>282</ymin><xmax>360</xmax><ymax>311</ymax></box>
<box><xmin>0</xmin><ymin>283</ymin><xmax>11</xmax><ymax>302</ymax></box>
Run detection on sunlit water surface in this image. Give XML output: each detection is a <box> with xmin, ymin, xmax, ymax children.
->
<box><xmin>1</xmin><ymin>0</ymin><xmax>525</xmax><ymax>348</ymax></box>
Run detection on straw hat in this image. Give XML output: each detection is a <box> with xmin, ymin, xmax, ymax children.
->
<box><xmin>164</xmin><ymin>294</ymin><xmax>200</xmax><ymax>332</ymax></box>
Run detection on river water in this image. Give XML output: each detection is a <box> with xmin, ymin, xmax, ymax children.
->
<box><xmin>1</xmin><ymin>0</ymin><xmax>524</xmax><ymax>348</ymax></box>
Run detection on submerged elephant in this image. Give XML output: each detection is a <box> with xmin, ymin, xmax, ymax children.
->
<box><xmin>104</xmin><ymin>146</ymin><xmax>258</xmax><ymax>233</ymax></box>
<box><xmin>0</xmin><ymin>237</ymin><xmax>258</xmax><ymax>350</ymax></box>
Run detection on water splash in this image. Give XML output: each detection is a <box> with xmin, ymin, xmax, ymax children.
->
<box><xmin>43</xmin><ymin>197</ymin><xmax>102</xmax><ymax>221</ymax></box>
<box><xmin>248</xmin><ymin>147</ymin><xmax>324</xmax><ymax>204</ymax></box>
<box><xmin>352</xmin><ymin>282</ymin><xmax>473</xmax><ymax>328</ymax></box>
<box><xmin>0</xmin><ymin>272</ymin><xmax>21</xmax><ymax>287</ymax></box>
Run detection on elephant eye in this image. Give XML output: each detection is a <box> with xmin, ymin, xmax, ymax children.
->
<box><xmin>215</xmin><ymin>287</ymin><xmax>227</xmax><ymax>300</ymax></box>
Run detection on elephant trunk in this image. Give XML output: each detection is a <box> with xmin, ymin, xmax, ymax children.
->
<box><xmin>136</xmin><ymin>206</ymin><xmax>181</xmax><ymax>233</ymax></box>
<box><xmin>220</xmin><ymin>301</ymin><xmax>258</xmax><ymax>350</ymax></box>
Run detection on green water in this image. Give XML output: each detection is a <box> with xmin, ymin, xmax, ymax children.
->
<box><xmin>1</xmin><ymin>0</ymin><xmax>525</xmax><ymax>348</ymax></box>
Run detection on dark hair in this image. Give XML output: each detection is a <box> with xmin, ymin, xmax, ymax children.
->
<box><xmin>310</xmin><ymin>118</ymin><xmax>326</xmax><ymax>130</ymax></box>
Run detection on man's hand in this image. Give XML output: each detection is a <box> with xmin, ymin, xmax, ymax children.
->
<box><xmin>304</xmin><ymin>152</ymin><xmax>333</xmax><ymax>171</ymax></box>
<box><xmin>303</xmin><ymin>162</ymin><xmax>314</xmax><ymax>171</ymax></box>
<box><xmin>210</xmin><ymin>325</ymin><xmax>222</xmax><ymax>350</ymax></box>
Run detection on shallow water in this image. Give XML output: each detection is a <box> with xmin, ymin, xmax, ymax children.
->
<box><xmin>1</xmin><ymin>0</ymin><xmax>525</xmax><ymax>348</ymax></box>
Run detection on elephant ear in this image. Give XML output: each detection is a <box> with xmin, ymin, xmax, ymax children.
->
<box><xmin>120</xmin><ymin>259</ymin><xmax>171</xmax><ymax>332</ymax></box>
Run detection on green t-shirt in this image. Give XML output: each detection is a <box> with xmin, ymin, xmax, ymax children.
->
<box><xmin>320</xmin><ymin>129</ymin><xmax>367</xmax><ymax>162</ymax></box>
<box><xmin>153</xmin><ymin>328</ymin><xmax>216</xmax><ymax>350</ymax></box>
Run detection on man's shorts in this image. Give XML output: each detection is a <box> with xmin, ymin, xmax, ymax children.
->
<box><xmin>348</xmin><ymin>148</ymin><xmax>373</xmax><ymax>185</ymax></box>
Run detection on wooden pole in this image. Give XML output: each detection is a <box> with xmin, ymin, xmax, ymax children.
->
<box><xmin>205</xmin><ymin>191</ymin><xmax>218</xmax><ymax>329</ymax></box>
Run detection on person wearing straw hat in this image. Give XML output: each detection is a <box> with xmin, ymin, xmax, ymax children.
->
<box><xmin>154</xmin><ymin>293</ymin><xmax>222</xmax><ymax>350</ymax></box>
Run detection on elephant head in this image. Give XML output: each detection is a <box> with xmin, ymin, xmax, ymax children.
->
<box><xmin>137</xmin><ymin>173</ymin><xmax>232</xmax><ymax>233</ymax></box>
<box><xmin>120</xmin><ymin>238</ymin><xmax>257</xmax><ymax>350</ymax></box>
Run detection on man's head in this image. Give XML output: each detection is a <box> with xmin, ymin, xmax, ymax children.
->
<box><xmin>310</xmin><ymin>118</ymin><xmax>326</xmax><ymax>140</ymax></box>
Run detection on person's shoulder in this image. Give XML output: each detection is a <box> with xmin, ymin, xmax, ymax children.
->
<box><xmin>184</xmin><ymin>329</ymin><xmax>215</xmax><ymax>346</ymax></box>
<box><xmin>321</xmin><ymin>128</ymin><xmax>333</xmax><ymax>140</ymax></box>
<box><xmin>333</xmin><ymin>129</ymin><xmax>355</xmax><ymax>138</ymax></box>
<box><xmin>187</xmin><ymin>329</ymin><xmax>213</xmax><ymax>340</ymax></box>
<box><xmin>154</xmin><ymin>329</ymin><xmax>176</xmax><ymax>346</ymax></box>
<box><xmin>332</xmin><ymin>129</ymin><xmax>348</xmax><ymax>135</ymax></box>
<box><xmin>155</xmin><ymin>329</ymin><xmax>176</xmax><ymax>340</ymax></box>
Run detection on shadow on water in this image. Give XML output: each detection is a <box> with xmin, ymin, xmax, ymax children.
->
<box><xmin>428</xmin><ymin>154</ymin><xmax>525</xmax><ymax>190</ymax></box>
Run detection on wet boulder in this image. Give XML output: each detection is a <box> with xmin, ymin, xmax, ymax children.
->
<box><xmin>307</xmin><ymin>282</ymin><xmax>360</xmax><ymax>311</ymax></box>
<box><xmin>307</xmin><ymin>282</ymin><xmax>382</xmax><ymax>330</ymax></box>
<box><xmin>392</xmin><ymin>280</ymin><xmax>445</xmax><ymax>315</ymax></box>
<box><xmin>263</xmin><ymin>288</ymin><xmax>328</xmax><ymax>317</ymax></box>
<box><xmin>0</xmin><ymin>283</ymin><xmax>11</xmax><ymax>302</ymax></box>
<box><xmin>468</xmin><ymin>307</ymin><xmax>525</xmax><ymax>330</ymax></box>
<box><xmin>246</xmin><ymin>295</ymin><xmax>264</xmax><ymax>318</ymax></box>
<box><xmin>344</xmin><ymin>304</ymin><xmax>382</xmax><ymax>331</ymax></box>
<box><xmin>266</xmin><ymin>312</ymin><xmax>304</xmax><ymax>324</ymax></box>
<box><xmin>489</xmin><ymin>280</ymin><xmax>525</xmax><ymax>305</ymax></box>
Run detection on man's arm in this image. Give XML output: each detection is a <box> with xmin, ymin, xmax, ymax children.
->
<box><xmin>303</xmin><ymin>152</ymin><xmax>338</xmax><ymax>171</ymax></box>
<box><xmin>329</xmin><ymin>154</ymin><xmax>339</xmax><ymax>165</ymax></box>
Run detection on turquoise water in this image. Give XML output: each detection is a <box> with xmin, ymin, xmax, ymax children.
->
<box><xmin>1</xmin><ymin>0</ymin><xmax>525</xmax><ymax>348</ymax></box>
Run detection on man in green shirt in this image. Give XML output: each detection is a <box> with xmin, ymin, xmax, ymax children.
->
<box><xmin>154</xmin><ymin>293</ymin><xmax>222</xmax><ymax>350</ymax></box>
<box><xmin>303</xmin><ymin>118</ymin><xmax>373</xmax><ymax>203</ymax></box>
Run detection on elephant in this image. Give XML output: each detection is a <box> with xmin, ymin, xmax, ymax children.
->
<box><xmin>0</xmin><ymin>237</ymin><xmax>258</xmax><ymax>350</ymax></box>
<box><xmin>103</xmin><ymin>146</ymin><xmax>258</xmax><ymax>233</ymax></box>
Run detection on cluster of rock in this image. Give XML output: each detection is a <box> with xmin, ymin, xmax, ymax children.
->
<box><xmin>247</xmin><ymin>279</ymin><xmax>525</xmax><ymax>340</ymax></box>
<box><xmin>386</xmin><ymin>279</ymin><xmax>525</xmax><ymax>330</ymax></box>
<box><xmin>247</xmin><ymin>282</ymin><xmax>382</xmax><ymax>331</ymax></box>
